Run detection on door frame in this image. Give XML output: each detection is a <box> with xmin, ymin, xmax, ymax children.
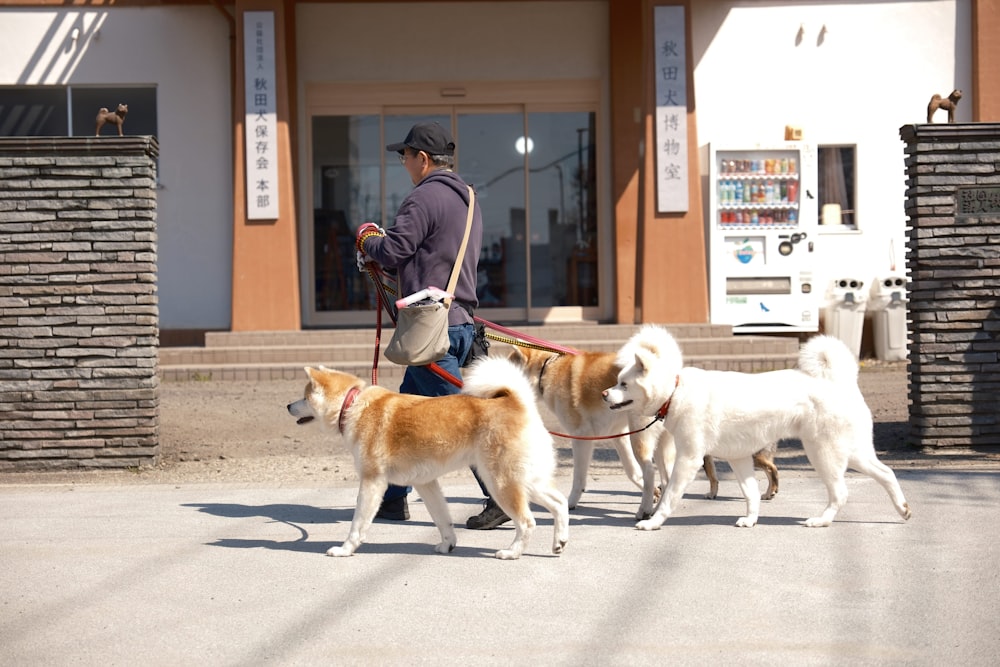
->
<box><xmin>300</xmin><ymin>80</ymin><xmax>605</xmax><ymax>327</ymax></box>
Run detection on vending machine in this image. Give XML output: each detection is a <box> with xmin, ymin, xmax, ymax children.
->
<box><xmin>708</xmin><ymin>144</ymin><xmax>820</xmax><ymax>332</ymax></box>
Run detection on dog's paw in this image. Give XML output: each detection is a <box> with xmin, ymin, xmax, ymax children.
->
<box><xmin>552</xmin><ymin>539</ymin><xmax>567</xmax><ymax>555</ymax></box>
<box><xmin>901</xmin><ymin>502</ymin><xmax>912</xmax><ymax>520</ymax></box>
<box><xmin>635</xmin><ymin>519</ymin><xmax>660</xmax><ymax>531</ymax></box>
<box><xmin>804</xmin><ymin>517</ymin><xmax>831</xmax><ymax>528</ymax></box>
<box><xmin>494</xmin><ymin>549</ymin><xmax>521</xmax><ymax>560</ymax></box>
<box><xmin>435</xmin><ymin>541</ymin><xmax>456</xmax><ymax>555</ymax></box>
<box><xmin>326</xmin><ymin>545</ymin><xmax>355</xmax><ymax>557</ymax></box>
<box><xmin>735</xmin><ymin>516</ymin><xmax>757</xmax><ymax>528</ymax></box>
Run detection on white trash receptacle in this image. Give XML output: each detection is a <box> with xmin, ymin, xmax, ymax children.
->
<box><xmin>869</xmin><ymin>275</ymin><xmax>908</xmax><ymax>362</ymax></box>
<box><xmin>824</xmin><ymin>278</ymin><xmax>868</xmax><ymax>359</ymax></box>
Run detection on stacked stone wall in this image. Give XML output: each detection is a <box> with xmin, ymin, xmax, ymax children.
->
<box><xmin>900</xmin><ymin>123</ymin><xmax>1000</xmax><ymax>450</ymax></box>
<box><xmin>0</xmin><ymin>137</ymin><xmax>159</xmax><ymax>470</ymax></box>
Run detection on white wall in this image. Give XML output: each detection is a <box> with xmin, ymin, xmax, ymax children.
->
<box><xmin>691</xmin><ymin>0</ymin><xmax>972</xmax><ymax>307</ymax></box>
<box><xmin>0</xmin><ymin>8</ymin><xmax>233</xmax><ymax>330</ymax></box>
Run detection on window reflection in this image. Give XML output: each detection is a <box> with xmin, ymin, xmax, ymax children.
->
<box><xmin>309</xmin><ymin>109</ymin><xmax>597</xmax><ymax>316</ymax></box>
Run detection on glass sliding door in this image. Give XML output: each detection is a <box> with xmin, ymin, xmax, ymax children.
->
<box><xmin>305</xmin><ymin>105</ymin><xmax>598</xmax><ymax>326</ymax></box>
<box><xmin>310</xmin><ymin>114</ymin><xmax>382</xmax><ymax>314</ymax></box>
<box><xmin>457</xmin><ymin>111</ymin><xmax>527</xmax><ymax>313</ymax></box>
<box><xmin>526</xmin><ymin>111</ymin><xmax>597</xmax><ymax>308</ymax></box>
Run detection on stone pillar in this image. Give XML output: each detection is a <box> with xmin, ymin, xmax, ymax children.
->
<box><xmin>899</xmin><ymin>123</ymin><xmax>1000</xmax><ymax>450</ymax></box>
<box><xmin>0</xmin><ymin>137</ymin><xmax>159</xmax><ymax>470</ymax></box>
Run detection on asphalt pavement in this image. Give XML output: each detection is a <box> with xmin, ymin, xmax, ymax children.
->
<box><xmin>2</xmin><ymin>466</ymin><xmax>999</xmax><ymax>666</ymax></box>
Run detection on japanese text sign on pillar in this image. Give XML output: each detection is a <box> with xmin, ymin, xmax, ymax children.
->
<box><xmin>654</xmin><ymin>5</ymin><xmax>689</xmax><ymax>213</ymax></box>
<box><xmin>243</xmin><ymin>11</ymin><xmax>279</xmax><ymax>220</ymax></box>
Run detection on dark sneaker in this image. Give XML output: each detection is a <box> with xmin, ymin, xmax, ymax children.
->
<box><xmin>376</xmin><ymin>496</ymin><xmax>409</xmax><ymax>521</ymax></box>
<box><xmin>465</xmin><ymin>499</ymin><xmax>510</xmax><ymax>530</ymax></box>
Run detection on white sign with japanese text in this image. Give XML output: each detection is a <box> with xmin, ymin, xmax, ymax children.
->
<box><xmin>243</xmin><ymin>11</ymin><xmax>279</xmax><ymax>220</ymax></box>
<box><xmin>654</xmin><ymin>5</ymin><xmax>689</xmax><ymax>213</ymax></box>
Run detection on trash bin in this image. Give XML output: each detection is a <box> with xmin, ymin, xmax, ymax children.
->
<box><xmin>869</xmin><ymin>275</ymin><xmax>908</xmax><ymax>362</ymax></box>
<box><xmin>824</xmin><ymin>278</ymin><xmax>867</xmax><ymax>359</ymax></box>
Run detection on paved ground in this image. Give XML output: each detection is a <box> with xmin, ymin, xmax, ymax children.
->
<box><xmin>2</xmin><ymin>470</ymin><xmax>998</xmax><ymax>665</ymax></box>
<box><xmin>2</xmin><ymin>363</ymin><xmax>999</xmax><ymax>665</ymax></box>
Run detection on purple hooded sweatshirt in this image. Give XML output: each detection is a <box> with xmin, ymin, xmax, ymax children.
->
<box><xmin>362</xmin><ymin>169</ymin><xmax>482</xmax><ymax>326</ymax></box>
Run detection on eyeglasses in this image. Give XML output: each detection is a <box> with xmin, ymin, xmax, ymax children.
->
<box><xmin>398</xmin><ymin>150</ymin><xmax>424</xmax><ymax>165</ymax></box>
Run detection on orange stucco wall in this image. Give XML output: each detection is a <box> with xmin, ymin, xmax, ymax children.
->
<box><xmin>610</xmin><ymin>0</ymin><xmax>708</xmax><ymax>324</ymax></box>
<box><xmin>230</xmin><ymin>0</ymin><xmax>301</xmax><ymax>331</ymax></box>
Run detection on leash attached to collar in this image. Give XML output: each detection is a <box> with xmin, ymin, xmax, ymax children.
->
<box><xmin>654</xmin><ymin>375</ymin><xmax>681</xmax><ymax>421</ymax></box>
<box><xmin>549</xmin><ymin>376</ymin><xmax>680</xmax><ymax>442</ymax></box>
<box><xmin>338</xmin><ymin>386</ymin><xmax>360</xmax><ymax>434</ymax></box>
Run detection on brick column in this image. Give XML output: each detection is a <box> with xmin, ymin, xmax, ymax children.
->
<box><xmin>899</xmin><ymin>123</ymin><xmax>1000</xmax><ymax>450</ymax></box>
<box><xmin>0</xmin><ymin>137</ymin><xmax>159</xmax><ymax>470</ymax></box>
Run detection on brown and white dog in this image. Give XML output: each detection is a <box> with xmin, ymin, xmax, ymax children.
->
<box><xmin>287</xmin><ymin>356</ymin><xmax>569</xmax><ymax>560</ymax></box>
<box><xmin>509</xmin><ymin>345</ymin><xmax>778</xmax><ymax>520</ymax></box>
<box><xmin>507</xmin><ymin>345</ymin><xmax>653</xmax><ymax>510</ymax></box>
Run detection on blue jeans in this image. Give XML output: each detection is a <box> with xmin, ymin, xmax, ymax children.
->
<box><xmin>383</xmin><ymin>323</ymin><xmax>490</xmax><ymax>501</ymax></box>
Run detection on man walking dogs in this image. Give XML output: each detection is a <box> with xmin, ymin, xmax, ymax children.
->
<box><xmin>355</xmin><ymin>121</ymin><xmax>510</xmax><ymax>529</ymax></box>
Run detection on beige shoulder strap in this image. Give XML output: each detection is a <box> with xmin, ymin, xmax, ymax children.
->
<box><xmin>444</xmin><ymin>185</ymin><xmax>475</xmax><ymax>307</ymax></box>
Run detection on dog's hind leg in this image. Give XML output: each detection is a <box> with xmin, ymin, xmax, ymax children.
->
<box><xmin>730</xmin><ymin>456</ymin><xmax>761</xmax><ymax>527</ymax></box>
<box><xmin>703</xmin><ymin>455</ymin><xmax>719</xmax><ymax>499</ymax></box>
<box><xmin>328</xmin><ymin>477</ymin><xmax>388</xmax><ymax>556</ymax></box>
<box><xmin>491</xmin><ymin>485</ymin><xmax>534</xmax><ymax>560</ymax></box>
<box><xmin>754</xmin><ymin>448</ymin><xmax>779</xmax><ymax>500</ymax></box>
<box><xmin>848</xmin><ymin>451</ymin><xmax>912</xmax><ymax>521</ymax></box>
<box><xmin>414</xmin><ymin>480</ymin><xmax>457</xmax><ymax>554</ymax></box>
<box><xmin>529</xmin><ymin>483</ymin><xmax>570</xmax><ymax>555</ymax></box>
<box><xmin>567</xmin><ymin>441</ymin><xmax>594</xmax><ymax>509</ymax></box>
<box><xmin>800</xmin><ymin>438</ymin><xmax>850</xmax><ymax>527</ymax></box>
<box><xmin>804</xmin><ymin>472</ymin><xmax>848</xmax><ymax>527</ymax></box>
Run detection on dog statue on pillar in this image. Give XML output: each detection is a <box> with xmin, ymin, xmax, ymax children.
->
<box><xmin>926</xmin><ymin>90</ymin><xmax>962</xmax><ymax>123</ymax></box>
<box><xmin>95</xmin><ymin>104</ymin><xmax>128</xmax><ymax>136</ymax></box>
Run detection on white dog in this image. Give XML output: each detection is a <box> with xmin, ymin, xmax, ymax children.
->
<box><xmin>507</xmin><ymin>345</ymin><xmax>777</xmax><ymax>517</ymax></box>
<box><xmin>287</xmin><ymin>356</ymin><xmax>569</xmax><ymax>559</ymax></box>
<box><xmin>602</xmin><ymin>325</ymin><xmax>912</xmax><ymax>529</ymax></box>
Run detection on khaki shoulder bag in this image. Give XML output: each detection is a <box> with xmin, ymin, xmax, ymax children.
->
<box><xmin>384</xmin><ymin>186</ymin><xmax>475</xmax><ymax>366</ymax></box>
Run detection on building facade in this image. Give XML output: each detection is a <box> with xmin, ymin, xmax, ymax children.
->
<box><xmin>2</xmin><ymin>0</ymin><xmax>997</xmax><ymax>341</ymax></box>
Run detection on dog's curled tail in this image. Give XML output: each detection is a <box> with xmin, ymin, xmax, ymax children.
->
<box><xmin>461</xmin><ymin>355</ymin><xmax>538</xmax><ymax>406</ymax></box>
<box><xmin>798</xmin><ymin>335</ymin><xmax>859</xmax><ymax>385</ymax></box>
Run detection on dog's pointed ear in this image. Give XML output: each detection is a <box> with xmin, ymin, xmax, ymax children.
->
<box><xmin>304</xmin><ymin>366</ymin><xmax>317</xmax><ymax>380</ymax></box>
<box><xmin>506</xmin><ymin>346</ymin><xmax>527</xmax><ymax>366</ymax></box>
<box><xmin>634</xmin><ymin>352</ymin><xmax>646</xmax><ymax>373</ymax></box>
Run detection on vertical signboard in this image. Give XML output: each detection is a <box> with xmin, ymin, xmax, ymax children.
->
<box><xmin>243</xmin><ymin>11</ymin><xmax>279</xmax><ymax>220</ymax></box>
<box><xmin>654</xmin><ymin>5</ymin><xmax>688</xmax><ymax>213</ymax></box>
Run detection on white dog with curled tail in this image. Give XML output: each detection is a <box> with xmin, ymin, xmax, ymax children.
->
<box><xmin>603</xmin><ymin>325</ymin><xmax>911</xmax><ymax>530</ymax></box>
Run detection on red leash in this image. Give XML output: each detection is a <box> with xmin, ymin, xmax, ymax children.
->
<box><xmin>363</xmin><ymin>263</ymin><xmax>659</xmax><ymax>438</ymax></box>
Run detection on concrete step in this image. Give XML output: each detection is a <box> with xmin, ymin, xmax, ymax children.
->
<box><xmin>158</xmin><ymin>324</ymin><xmax>801</xmax><ymax>383</ymax></box>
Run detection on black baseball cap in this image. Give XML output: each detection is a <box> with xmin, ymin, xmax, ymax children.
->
<box><xmin>386</xmin><ymin>121</ymin><xmax>456</xmax><ymax>156</ymax></box>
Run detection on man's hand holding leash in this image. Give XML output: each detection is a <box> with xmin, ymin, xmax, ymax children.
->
<box><xmin>355</xmin><ymin>222</ymin><xmax>385</xmax><ymax>272</ymax></box>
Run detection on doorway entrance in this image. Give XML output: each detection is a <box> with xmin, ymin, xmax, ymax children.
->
<box><xmin>305</xmin><ymin>95</ymin><xmax>598</xmax><ymax>327</ymax></box>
